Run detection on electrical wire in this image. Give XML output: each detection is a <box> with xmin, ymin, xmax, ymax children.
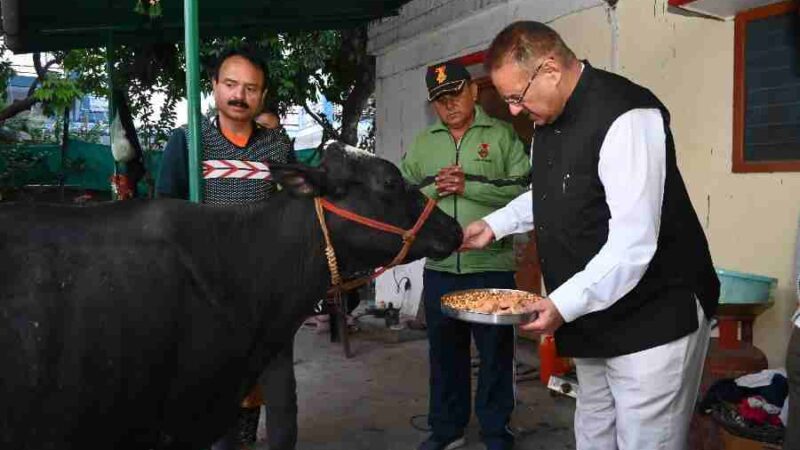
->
<box><xmin>392</xmin><ymin>268</ymin><xmax>410</xmax><ymax>293</ymax></box>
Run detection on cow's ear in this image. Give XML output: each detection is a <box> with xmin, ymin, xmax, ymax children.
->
<box><xmin>270</xmin><ymin>163</ymin><xmax>327</xmax><ymax>197</ymax></box>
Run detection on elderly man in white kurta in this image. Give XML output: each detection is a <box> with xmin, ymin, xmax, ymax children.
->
<box><xmin>461</xmin><ymin>21</ymin><xmax>720</xmax><ymax>450</ymax></box>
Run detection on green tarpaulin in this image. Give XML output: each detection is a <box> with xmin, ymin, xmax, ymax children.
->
<box><xmin>0</xmin><ymin>139</ymin><xmax>162</xmax><ymax>193</ymax></box>
<box><xmin>1</xmin><ymin>0</ymin><xmax>410</xmax><ymax>53</ymax></box>
<box><xmin>0</xmin><ymin>140</ymin><xmax>321</xmax><ymax>193</ymax></box>
<box><xmin>295</xmin><ymin>147</ymin><xmax>322</xmax><ymax>167</ymax></box>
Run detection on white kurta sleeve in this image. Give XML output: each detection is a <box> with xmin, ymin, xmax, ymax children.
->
<box><xmin>484</xmin><ymin>190</ymin><xmax>534</xmax><ymax>240</ymax></box>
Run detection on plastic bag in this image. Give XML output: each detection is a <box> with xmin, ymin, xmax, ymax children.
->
<box><xmin>110</xmin><ymin>111</ymin><xmax>135</xmax><ymax>163</ymax></box>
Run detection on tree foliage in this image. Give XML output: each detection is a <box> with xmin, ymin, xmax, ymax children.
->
<box><xmin>32</xmin><ymin>75</ymin><xmax>83</xmax><ymax>116</ymax></box>
<box><xmin>0</xmin><ymin>50</ymin><xmax>82</xmax><ymax>124</ymax></box>
<box><xmin>57</xmin><ymin>26</ymin><xmax>374</xmax><ymax>151</ymax></box>
<box><xmin>0</xmin><ymin>44</ymin><xmax>15</xmax><ymax>98</ymax></box>
<box><xmin>0</xmin><ymin>24</ymin><xmax>376</xmax><ymax>152</ymax></box>
<box><xmin>59</xmin><ymin>43</ymin><xmax>183</xmax><ymax>151</ymax></box>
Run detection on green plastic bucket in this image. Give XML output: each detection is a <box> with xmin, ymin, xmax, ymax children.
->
<box><xmin>716</xmin><ymin>268</ymin><xmax>777</xmax><ymax>304</ymax></box>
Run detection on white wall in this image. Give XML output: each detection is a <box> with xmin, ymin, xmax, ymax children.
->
<box><xmin>612</xmin><ymin>0</ymin><xmax>800</xmax><ymax>367</ymax></box>
<box><xmin>369</xmin><ymin>0</ymin><xmax>606</xmax><ymax>165</ymax></box>
<box><xmin>369</xmin><ymin>0</ymin><xmax>606</xmax><ymax>319</ymax></box>
<box><xmin>370</xmin><ymin>0</ymin><xmax>800</xmax><ymax>367</ymax></box>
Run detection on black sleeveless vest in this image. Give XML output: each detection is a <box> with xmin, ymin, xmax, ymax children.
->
<box><xmin>532</xmin><ymin>62</ymin><xmax>719</xmax><ymax>357</ymax></box>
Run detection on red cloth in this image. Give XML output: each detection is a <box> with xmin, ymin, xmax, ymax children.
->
<box><xmin>738</xmin><ymin>397</ymin><xmax>782</xmax><ymax>426</ymax></box>
<box><xmin>110</xmin><ymin>174</ymin><xmax>134</xmax><ymax>200</ymax></box>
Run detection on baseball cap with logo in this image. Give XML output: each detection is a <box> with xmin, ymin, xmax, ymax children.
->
<box><xmin>425</xmin><ymin>61</ymin><xmax>472</xmax><ymax>102</ymax></box>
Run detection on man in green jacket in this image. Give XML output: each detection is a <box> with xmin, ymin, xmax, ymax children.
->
<box><xmin>401</xmin><ymin>61</ymin><xmax>530</xmax><ymax>450</ymax></box>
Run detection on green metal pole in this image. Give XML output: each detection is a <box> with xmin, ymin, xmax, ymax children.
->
<box><xmin>183</xmin><ymin>5</ymin><xmax>207</xmax><ymax>447</ymax></box>
<box><xmin>106</xmin><ymin>41</ymin><xmax>116</xmax><ymax>126</ymax></box>
<box><xmin>107</xmin><ymin>34</ymin><xmax>118</xmax><ymax>200</ymax></box>
<box><xmin>184</xmin><ymin>0</ymin><xmax>203</xmax><ymax>203</ymax></box>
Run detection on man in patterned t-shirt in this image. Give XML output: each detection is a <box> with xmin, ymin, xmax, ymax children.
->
<box><xmin>157</xmin><ymin>45</ymin><xmax>298</xmax><ymax>450</ymax></box>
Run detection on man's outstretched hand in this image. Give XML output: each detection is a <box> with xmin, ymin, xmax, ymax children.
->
<box><xmin>460</xmin><ymin>220</ymin><xmax>496</xmax><ymax>252</ymax></box>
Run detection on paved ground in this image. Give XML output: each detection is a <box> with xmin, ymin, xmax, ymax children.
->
<box><xmin>253</xmin><ymin>313</ymin><xmax>576</xmax><ymax>450</ymax></box>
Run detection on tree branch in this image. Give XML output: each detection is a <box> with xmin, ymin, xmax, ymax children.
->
<box><xmin>25</xmin><ymin>53</ymin><xmax>61</xmax><ymax>97</ymax></box>
<box><xmin>302</xmin><ymin>103</ymin><xmax>340</xmax><ymax>141</ymax></box>
<box><xmin>0</xmin><ymin>97</ymin><xmax>38</xmax><ymax>122</ymax></box>
<box><xmin>26</xmin><ymin>53</ymin><xmax>46</xmax><ymax>97</ymax></box>
<box><xmin>338</xmin><ymin>26</ymin><xmax>375</xmax><ymax>147</ymax></box>
<box><xmin>0</xmin><ymin>53</ymin><xmax>67</xmax><ymax>123</ymax></box>
<box><xmin>41</xmin><ymin>59</ymin><xmax>60</xmax><ymax>75</ymax></box>
<box><xmin>312</xmin><ymin>73</ymin><xmax>326</xmax><ymax>87</ymax></box>
<box><xmin>33</xmin><ymin>53</ymin><xmax>44</xmax><ymax>77</ymax></box>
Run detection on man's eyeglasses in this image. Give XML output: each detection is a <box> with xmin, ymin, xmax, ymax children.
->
<box><xmin>503</xmin><ymin>59</ymin><xmax>547</xmax><ymax>105</ymax></box>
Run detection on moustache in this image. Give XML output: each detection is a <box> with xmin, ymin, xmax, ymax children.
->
<box><xmin>228</xmin><ymin>99</ymin><xmax>249</xmax><ymax>109</ymax></box>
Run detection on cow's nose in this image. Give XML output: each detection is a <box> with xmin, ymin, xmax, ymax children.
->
<box><xmin>432</xmin><ymin>226</ymin><xmax>462</xmax><ymax>259</ymax></box>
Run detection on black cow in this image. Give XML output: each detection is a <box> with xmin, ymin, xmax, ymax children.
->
<box><xmin>0</xmin><ymin>142</ymin><xmax>461</xmax><ymax>450</ymax></box>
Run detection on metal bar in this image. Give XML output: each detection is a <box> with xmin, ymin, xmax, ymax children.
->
<box><xmin>20</xmin><ymin>16</ymin><xmax>376</xmax><ymax>53</ymax></box>
<box><xmin>181</xmin><ymin>2</ymin><xmax>208</xmax><ymax>444</ymax></box>
<box><xmin>106</xmin><ymin>33</ymin><xmax>118</xmax><ymax>200</ymax></box>
<box><xmin>106</xmin><ymin>36</ymin><xmax>115</xmax><ymax>125</ymax></box>
<box><xmin>59</xmin><ymin>106</ymin><xmax>70</xmax><ymax>203</ymax></box>
<box><xmin>38</xmin><ymin>13</ymin><xmax>379</xmax><ymax>34</ymax></box>
<box><xmin>184</xmin><ymin>0</ymin><xmax>202</xmax><ymax>203</ymax></box>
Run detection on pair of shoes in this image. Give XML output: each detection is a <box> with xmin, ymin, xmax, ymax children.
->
<box><xmin>417</xmin><ymin>434</ymin><xmax>466</xmax><ymax>450</ymax></box>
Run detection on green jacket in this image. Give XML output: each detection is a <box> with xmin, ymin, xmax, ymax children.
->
<box><xmin>400</xmin><ymin>105</ymin><xmax>530</xmax><ymax>274</ymax></box>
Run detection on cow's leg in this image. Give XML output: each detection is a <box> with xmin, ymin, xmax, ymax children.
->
<box><xmin>260</xmin><ymin>341</ymin><xmax>298</xmax><ymax>450</ymax></box>
<box><xmin>329</xmin><ymin>308</ymin><xmax>339</xmax><ymax>343</ymax></box>
<box><xmin>336</xmin><ymin>294</ymin><xmax>352</xmax><ymax>357</ymax></box>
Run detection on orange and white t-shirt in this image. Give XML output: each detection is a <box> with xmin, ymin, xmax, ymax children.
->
<box><xmin>220</xmin><ymin>127</ymin><xmax>250</xmax><ymax>148</ymax></box>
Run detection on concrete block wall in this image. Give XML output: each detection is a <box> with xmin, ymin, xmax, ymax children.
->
<box><xmin>368</xmin><ymin>0</ymin><xmax>607</xmax><ymax>318</ymax></box>
<box><xmin>368</xmin><ymin>0</ymin><xmax>605</xmax><ymax>164</ymax></box>
<box><xmin>369</xmin><ymin>0</ymin><xmax>800</xmax><ymax>367</ymax></box>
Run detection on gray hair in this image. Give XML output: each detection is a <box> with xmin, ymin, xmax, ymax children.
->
<box><xmin>485</xmin><ymin>21</ymin><xmax>576</xmax><ymax>72</ymax></box>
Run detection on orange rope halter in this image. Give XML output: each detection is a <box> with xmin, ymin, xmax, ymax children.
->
<box><xmin>313</xmin><ymin>197</ymin><xmax>438</xmax><ymax>294</ymax></box>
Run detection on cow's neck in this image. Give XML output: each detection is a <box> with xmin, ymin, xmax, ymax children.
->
<box><xmin>175</xmin><ymin>195</ymin><xmax>330</xmax><ymax>336</ymax></box>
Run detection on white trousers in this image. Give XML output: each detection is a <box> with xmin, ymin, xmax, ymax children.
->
<box><xmin>573</xmin><ymin>299</ymin><xmax>710</xmax><ymax>450</ymax></box>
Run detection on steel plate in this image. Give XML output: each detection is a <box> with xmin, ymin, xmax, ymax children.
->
<box><xmin>440</xmin><ymin>288</ymin><xmax>538</xmax><ymax>326</ymax></box>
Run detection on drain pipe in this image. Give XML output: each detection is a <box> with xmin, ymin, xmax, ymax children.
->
<box><xmin>606</xmin><ymin>0</ymin><xmax>620</xmax><ymax>73</ymax></box>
